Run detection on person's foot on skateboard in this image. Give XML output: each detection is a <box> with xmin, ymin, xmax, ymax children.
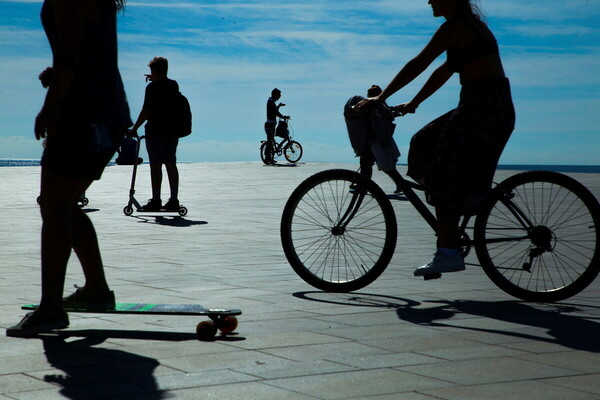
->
<box><xmin>63</xmin><ymin>287</ymin><xmax>116</xmax><ymax>310</ymax></box>
<box><xmin>6</xmin><ymin>310</ymin><xmax>69</xmax><ymax>337</ymax></box>
<box><xmin>163</xmin><ymin>198</ymin><xmax>180</xmax><ymax>211</ymax></box>
<box><xmin>140</xmin><ymin>198</ymin><xmax>161</xmax><ymax>211</ymax></box>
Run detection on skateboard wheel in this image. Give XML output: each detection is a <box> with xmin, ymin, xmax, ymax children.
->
<box><xmin>37</xmin><ymin>196</ymin><xmax>41</xmax><ymax>205</ymax></box>
<box><xmin>218</xmin><ymin>316</ymin><xmax>238</xmax><ymax>334</ymax></box>
<box><xmin>178</xmin><ymin>206</ymin><xmax>188</xmax><ymax>217</ymax></box>
<box><xmin>123</xmin><ymin>206</ymin><xmax>134</xmax><ymax>216</ymax></box>
<box><xmin>80</xmin><ymin>197</ymin><xmax>89</xmax><ymax>206</ymax></box>
<box><xmin>196</xmin><ymin>320</ymin><xmax>217</xmax><ymax>340</ymax></box>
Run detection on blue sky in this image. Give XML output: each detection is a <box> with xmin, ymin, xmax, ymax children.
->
<box><xmin>1</xmin><ymin>0</ymin><xmax>599</xmax><ymax>165</ymax></box>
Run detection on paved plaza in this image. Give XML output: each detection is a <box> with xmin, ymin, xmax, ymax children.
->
<box><xmin>1</xmin><ymin>161</ymin><xmax>599</xmax><ymax>400</ymax></box>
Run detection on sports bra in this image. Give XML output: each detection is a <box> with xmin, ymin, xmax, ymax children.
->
<box><xmin>445</xmin><ymin>17</ymin><xmax>499</xmax><ymax>73</ymax></box>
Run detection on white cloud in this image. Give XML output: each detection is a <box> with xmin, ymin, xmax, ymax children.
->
<box><xmin>1</xmin><ymin>0</ymin><xmax>599</xmax><ymax>165</ymax></box>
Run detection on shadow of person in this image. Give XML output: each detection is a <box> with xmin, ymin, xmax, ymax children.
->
<box><xmin>41</xmin><ymin>334</ymin><xmax>168</xmax><ymax>399</ymax></box>
<box><xmin>395</xmin><ymin>299</ymin><xmax>600</xmax><ymax>353</ymax></box>
<box><xmin>133</xmin><ymin>215</ymin><xmax>208</xmax><ymax>227</ymax></box>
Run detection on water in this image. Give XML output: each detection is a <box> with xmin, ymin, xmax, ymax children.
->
<box><xmin>1</xmin><ymin>159</ymin><xmax>599</xmax><ymax>173</ymax></box>
<box><xmin>0</xmin><ymin>159</ymin><xmax>41</xmax><ymax>167</ymax></box>
<box><xmin>496</xmin><ymin>165</ymin><xmax>600</xmax><ymax>174</ymax></box>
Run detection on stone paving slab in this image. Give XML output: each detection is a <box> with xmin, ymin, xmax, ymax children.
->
<box><xmin>1</xmin><ymin>161</ymin><xmax>599</xmax><ymax>399</ymax></box>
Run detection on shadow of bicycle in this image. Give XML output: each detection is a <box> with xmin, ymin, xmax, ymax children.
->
<box><xmin>293</xmin><ymin>291</ymin><xmax>600</xmax><ymax>353</ymax></box>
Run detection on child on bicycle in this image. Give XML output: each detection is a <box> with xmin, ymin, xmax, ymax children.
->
<box><xmin>344</xmin><ymin>85</ymin><xmax>403</xmax><ymax>195</ymax></box>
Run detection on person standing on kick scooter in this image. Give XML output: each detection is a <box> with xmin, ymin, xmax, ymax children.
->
<box><xmin>129</xmin><ymin>57</ymin><xmax>182</xmax><ymax>211</ymax></box>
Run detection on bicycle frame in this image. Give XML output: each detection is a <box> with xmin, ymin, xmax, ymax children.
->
<box><xmin>339</xmin><ymin>170</ymin><xmax>538</xmax><ymax>255</ymax></box>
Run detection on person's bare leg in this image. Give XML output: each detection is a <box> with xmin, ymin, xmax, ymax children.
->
<box><xmin>165</xmin><ymin>162</ymin><xmax>179</xmax><ymax>200</ymax></box>
<box><xmin>150</xmin><ymin>163</ymin><xmax>162</xmax><ymax>200</ymax></box>
<box><xmin>71</xmin><ymin>181</ymin><xmax>111</xmax><ymax>295</ymax></box>
<box><xmin>384</xmin><ymin>168</ymin><xmax>403</xmax><ymax>193</ymax></box>
<box><xmin>437</xmin><ymin>221</ymin><xmax>461</xmax><ymax>250</ymax></box>
<box><xmin>37</xmin><ymin>168</ymin><xmax>87</xmax><ymax>316</ymax></box>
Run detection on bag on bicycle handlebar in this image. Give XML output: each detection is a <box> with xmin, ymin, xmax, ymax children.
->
<box><xmin>275</xmin><ymin>120</ymin><xmax>289</xmax><ymax>139</ymax></box>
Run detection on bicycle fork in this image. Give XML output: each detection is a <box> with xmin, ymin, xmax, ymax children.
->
<box><xmin>332</xmin><ymin>188</ymin><xmax>366</xmax><ymax>236</ymax></box>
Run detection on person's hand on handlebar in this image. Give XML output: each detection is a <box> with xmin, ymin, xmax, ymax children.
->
<box><xmin>127</xmin><ymin>128</ymin><xmax>139</xmax><ymax>138</ymax></box>
<box><xmin>392</xmin><ymin>101</ymin><xmax>418</xmax><ymax>116</ymax></box>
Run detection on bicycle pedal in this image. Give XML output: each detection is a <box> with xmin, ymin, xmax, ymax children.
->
<box><xmin>423</xmin><ymin>273</ymin><xmax>442</xmax><ymax>280</ymax></box>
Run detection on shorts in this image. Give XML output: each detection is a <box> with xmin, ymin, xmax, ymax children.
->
<box><xmin>145</xmin><ymin>134</ymin><xmax>178</xmax><ymax>164</ymax></box>
<box><xmin>41</xmin><ymin>122</ymin><xmax>127</xmax><ymax>180</ymax></box>
<box><xmin>264</xmin><ymin>121</ymin><xmax>276</xmax><ymax>141</ymax></box>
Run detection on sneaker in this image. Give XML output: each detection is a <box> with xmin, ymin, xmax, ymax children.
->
<box><xmin>63</xmin><ymin>287</ymin><xmax>116</xmax><ymax>310</ymax></box>
<box><xmin>163</xmin><ymin>198</ymin><xmax>180</xmax><ymax>211</ymax></box>
<box><xmin>6</xmin><ymin>311</ymin><xmax>69</xmax><ymax>337</ymax></box>
<box><xmin>414</xmin><ymin>252</ymin><xmax>466</xmax><ymax>276</ymax></box>
<box><xmin>140</xmin><ymin>198</ymin><xmax>161</xmax><ymax>211</ymax></box>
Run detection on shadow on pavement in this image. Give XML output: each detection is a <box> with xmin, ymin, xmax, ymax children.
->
<box><xmin>57</xmin><ymin>329</ymin><xmax>245</xmax><ymax>342</ymax></box>
<box><xmin>294</xmin><ymin>291</ymin><xmax>600</xmax><ymax>353</ymax></box>
<box><xmin>132</xmin><ymin>216</ymin><xmax>208</xmax><ymax>227</ymax></box>
<box><xmin>40</xmin><ymin>334</ymin><xmax>168</xmax><ymax>400</ymax></box>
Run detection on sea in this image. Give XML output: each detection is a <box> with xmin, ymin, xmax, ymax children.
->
<box><xmin>1</xmin><ymin>159</ymin><xmax>599</xmax><ymax>173</ymax></box>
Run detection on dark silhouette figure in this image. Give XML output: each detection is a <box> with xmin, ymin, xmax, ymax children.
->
<box><xmin>357</xmin><ymin>0</ymin><xmax>515</xmax><ymax>277</ymax></box>
<box><xmin>264</xmin><ymin>88</ymin><xmax>289</xmax><ymax>146</ymax></box>
<box><xmin>8</xmin><ymin>0</ymin><xmax>132</xmax><ymax>337</ymax></box>
<box><xmin>129</xmin><ymin>57</ymin><xmax>183</xmax><ymax>212</ymax></box>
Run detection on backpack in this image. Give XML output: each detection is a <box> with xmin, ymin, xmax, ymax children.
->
<box><xmin>172</xmin><ymin>92</ymin><xmax>192</xmax><ymax>138</ymax></box>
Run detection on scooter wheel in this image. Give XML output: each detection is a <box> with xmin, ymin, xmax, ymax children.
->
<box><xmin>123</xmin><ymin>206</ymin><xmax>134</xmax><ymax>216</ymax></box>
<box><xmin>178</xmin><ymin>206</ymin><xmax>188</xmax><ymax>217</ymax></box>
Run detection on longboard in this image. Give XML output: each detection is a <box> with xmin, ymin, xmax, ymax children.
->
<box><xmin>22</xmin><ymin>303</ymin><xmax>241</xmax><ymax>340</ymax></box>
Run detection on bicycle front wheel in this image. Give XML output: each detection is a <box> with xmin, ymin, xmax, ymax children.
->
<box><xmin>281</xmin><ymin>169</ymin><xmax>397</xmax><ymax>292</ymax></box>
<box><xmin>260</xmin><ymin>142</ymin><xmax>274</xmax><ymax>165</ymax></box>
<box><xmin>475</xmin><ymin>171</ymin><xmax>600</xmax><ymax>302</ymax></box>
<box><xmin>284</xmin><ymin>141</ymin><xmax>303</xmax><ymax>163</ymax></box>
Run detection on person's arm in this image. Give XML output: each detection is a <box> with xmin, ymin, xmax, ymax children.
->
<box><xmin>35</xmin><ymin>0</ymin><xmax>86</xmax><ymax>140</ymax></box>
<box><xmin>129</xmin><ymin>84</ymin><xmax>153</xmax><ymax>136</ymax></box>
<box><xmin>357</xmin><ymin>22</ymin><xmax>455</xmax><ymax>110</ymax></box>
<box><xmin>396</xmin><ymin>62</ymin><xmax>454</xmax><ymax>115</ymax></box>
<box><xmin>128</xmin><ymin>108</ymin><xmax>149</xmax><ymax>137</ymax></box>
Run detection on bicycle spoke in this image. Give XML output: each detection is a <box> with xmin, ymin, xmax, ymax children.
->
<box><xmin>282</xmin><ymin>169</ymin><xmax>397</xmax><ymax>291</ymax></box>
<box><xmin>475</xmin><ymin>171</ymin><xmax>599</xmax><ymax>301</ymax></box>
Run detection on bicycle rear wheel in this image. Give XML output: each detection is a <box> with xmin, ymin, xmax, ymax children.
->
<box><xmin>260</xmin><ymin>142</ymin><xmax>275</xmax><ymax>165</ymax></box>
<box><xmin>284</xmin><ymin>140</ymin><xmax>303</xmax><ymax>163</ymax></box>
<box><xmin>475</xmin><ymin>171</ymin><xmax>600</xmax><ymax>301</ymax></box>
<box><xmin>281</xmin><ymin>169</ymin><xmax>397</xmax><ymax>292</ymax></box>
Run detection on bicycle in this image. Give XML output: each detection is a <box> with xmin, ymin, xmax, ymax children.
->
<box><xmin>261</xmin><ymin>117</ymin><xmax>303</xmax><ymax>165</ymax></box>
<box><xmin>280</xmin><ymin>138</ymin><xmax>600</xmax><ymax>303</ymax></box>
